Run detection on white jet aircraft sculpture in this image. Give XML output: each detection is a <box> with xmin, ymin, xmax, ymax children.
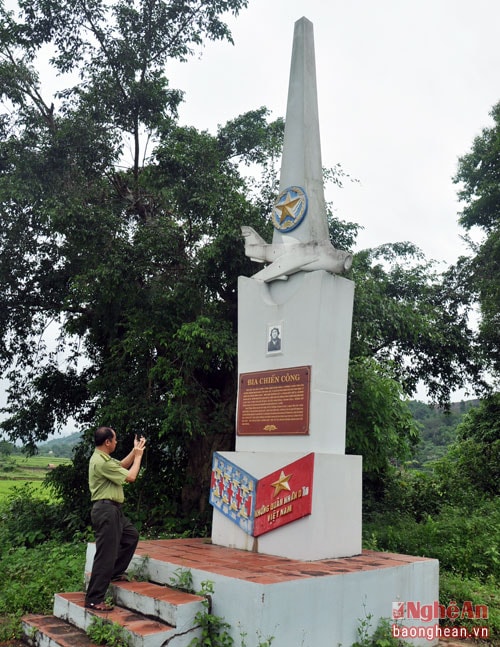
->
<box><xmin>242</xmin><ymin>18</ymin><xmax>352</xmax><ymax>283</ymax></box>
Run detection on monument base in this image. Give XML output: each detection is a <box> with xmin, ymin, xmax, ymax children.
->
<box><xmin>211</xmin><ymin>451</ymin><xmax>362</xmax><ymax>560</ymax></box>
<box><xmin>97</xmin><ymin>539</ymin><xmax>438</xmax><ymax>647</ymax></box>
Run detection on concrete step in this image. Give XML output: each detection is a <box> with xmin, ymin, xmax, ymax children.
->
<box><xmin>22</xmin><ymin>614</ymin><xmax>99</xmax><ymax>647</ymax></box>
<box><xmin>53</xmin><ymin>591</ymin><xmax>202</xmax><ymax>647</ymax></box>
<box><xmin>110</xmin><ymin>579</ymin><xmax>205</xmax><ymax>629</ymax></box>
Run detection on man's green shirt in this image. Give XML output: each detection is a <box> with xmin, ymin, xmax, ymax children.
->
<box><xmin>89</xmin><ymin>449</ymin><xmax>129</xmax><ymax>503</ymax></box>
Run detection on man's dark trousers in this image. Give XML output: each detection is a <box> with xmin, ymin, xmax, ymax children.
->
<box><xmin>85</xmin><ymin>500</ymin><xmax>139</xmax><ymax>605</ymax></box>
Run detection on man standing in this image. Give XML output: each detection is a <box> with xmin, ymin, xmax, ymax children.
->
<box><xmin>85</xmin><ymin>426</ymin><xmax>146</xmax><ymax>611</ymax></box>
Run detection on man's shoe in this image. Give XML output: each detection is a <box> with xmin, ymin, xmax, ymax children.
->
<box><xmin>85</xmin><ymin>601</ymin><xmax>114</xmax><ymax>612</ymax></box>
<box><xmin>111</xmin><ymin>573</ymin><xmax>130</xmax><ymax>582</ymax></box>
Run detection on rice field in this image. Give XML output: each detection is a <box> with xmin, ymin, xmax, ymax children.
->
<box><xmin>0</xmin><ymin>455</ymin><xmax>71</xmax><ymax>502</ymax></box>
<box><xmin>0</xmin><ymin>478</ymin><xmax>50</xmax><ymax>498</ymax></box>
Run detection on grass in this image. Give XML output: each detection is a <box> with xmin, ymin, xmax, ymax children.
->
<box><xmin>14</xmin><ymin>455</ymin><xmax>70</xmax><ymax>468</ymax></box>
<box><xmin>0</xmin><ymin>479</ymin><xmax>51</xmax><ymax>499</ymax></box>
<box><xmin>0</xmin><ymin>455</ymin><xmax>70</xmax><ymax>502</ymax></box>
<box><xmin>0</xmin><ymin>540</ymin><xmax>87</xmax><ymax>642</ymax></box>
<box><xmin>1</xmin><ymin>454</ymin><xmax>69</xmax><ymax>474</ymax></box>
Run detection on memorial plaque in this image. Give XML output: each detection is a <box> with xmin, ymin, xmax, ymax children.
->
<box><xmin>237</xmin><ymin>366</ymin><xmax>311</xmax><ymax>436</ymax></box>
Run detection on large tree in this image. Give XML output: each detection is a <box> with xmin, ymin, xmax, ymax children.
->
<box><xmin>453</xmin><ymin>100</ymin><xmax>500</xmax><ymax>372</ymax></box>
<box><xmin>343</xmin><ymin>239</ymin><xmax>488</xmax><ymax>503</ymax></box>
<box><xmin>0</xmin><ymin>0</ymin><xmax>272</xmax><ymax>528</ymax></box>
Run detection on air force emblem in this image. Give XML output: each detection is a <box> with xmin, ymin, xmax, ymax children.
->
<box><xmin>271</xmin><ymin>186</ymin><xmax>308</xmax><ymax>232</ymax></box>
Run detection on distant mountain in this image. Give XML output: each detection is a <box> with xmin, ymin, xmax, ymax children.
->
<box><xmin>37</xmin><ymin>432</ymin><xmax>82</xmax><ymax>458</ymax></box>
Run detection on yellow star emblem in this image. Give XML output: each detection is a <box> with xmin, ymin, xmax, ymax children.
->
<box><xmin>274</xmin><ymin>193</ymin><xmax>301</xmax><ymax>224</ymax></box>
<box><xmin>271</xmin><ymin>470</ymin><xmax>292</xmax><ymax>497</ymax></box>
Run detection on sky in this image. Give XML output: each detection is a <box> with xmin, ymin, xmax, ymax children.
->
<box><xmin>166</xmin><ymin>0</ymin><xmax>500</xmax><ymax>267</ymax></box>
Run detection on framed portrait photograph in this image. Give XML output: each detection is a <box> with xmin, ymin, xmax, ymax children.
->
<box><xmin>266</xmin><ymin>323</ymin><xmax>283</xmax><ymax>355</ymax></box>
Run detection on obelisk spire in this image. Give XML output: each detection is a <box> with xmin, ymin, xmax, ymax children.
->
<box><xmin>274</xmin><ymin>17</ymin><xmax>330</xmax><ymax>245</ymax></box>
<box><xmin>241</xmin><ymin>17</ymin><xmax>352</xmax><ymax>281</ymax></box>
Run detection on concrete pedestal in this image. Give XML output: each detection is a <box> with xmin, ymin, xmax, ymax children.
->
<box><xmin>211</xmin><ymin>451</ymin><xmax>362</xmax><ymax>560</ymax></box>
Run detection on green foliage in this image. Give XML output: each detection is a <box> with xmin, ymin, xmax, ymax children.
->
<box><xmin>347</xmin><ymin>357</ymin><xmax>419</xmax><ymax>474</ymax></box>
<box><xmin>352</xmin><ymin>602</ymin><xmax>402</xmax><ymax>647</ymax></box>
<box><xmin>87</xmin><ymin>616</ymin><xmax>129</xmax><ymax>647</ymax></box>
<box><xmin>0</xmin><ymin>479</ymin><xmax>48</xmax><ymax>501</ymax></box>
<box><xmin>377</xmin><ymin>394</ymin><xmax>499</xmax><ymax>518</ymax></box>
<box><xmin>0</xmin><ymin>453</ymin><xmax>71</xmax><ymax>494</ymax></box>
<box><xmin>375</xmin><ymin>467</ymin><xmax>446</xmax><ymax>522</ymax></box>
<box><xmin>408</xmin><ymin>399</ymin><xmax>480</xmax><ymax>466</ymax></box>
<box><xmin>454</xmin><ymin>100</ymin><xmax>500</xmax><ymax>372</ymax></box>
<box><xmin>257</xmin><ymin>638</ymin><xmax>274</xmax><ymax>647</ymax></box>
<box><xmin>366</xmin><ymin>619</ymin><xmax>402</xmax><ymax>647</ymax></box>
<box><xmin>244</xmin><ymin>635</ymin><xmax>274</xmax><ymax>647</ymax></box>
<box><xmin>166</xmin><ymin>574</ymin><xmax>274</xmax><ymax>647</ymax></box>
<box><xmin>363</xmin><ymin>501</ymin><xmax>500</xmax><ymax>641</ymax></box>
<box><xmin>364</xmin><ymin>498</ymin><xmax>500</xmax><ymax>580</ymax></box>
<box><xmin>0</xmin><ymin>484</ymin><xmax>70</xmax><ymax>549</ymax></box>
<box><xmin>217</xmin><ymin>107</ymin><xmax>284</xmax><ymax>167</ymax></box>
<box><xmin>190</xmin><ymin>612</ymin><xmax>234</xmax><ymax>646</ymax></box>
<box><xmin>433</xmin><ymin>438</ymin><xmax>500</xmax><ymax>502</ymax></box>
<box><xmin>170</xmin><ymin>567</ymin><xmax>194</xmax><ymax>593</ymax></box>
<box><xmin>364</xmin><ymin>388</ymin><xmax>500</xmax><ymax>523</ymax></box>
<box><xmin>455</xmin><ymin>101</ymin><xmax>500</xmax><ymax>233</ymax></box>
<box><xmin>439</xmin><ymin>571</ymin><xmax>500</xmax><ymax>639</ymax></box>
<box><xmin>344</xmin><ymin>239</ymin><xmax>487</xmax><ymax>499</ymax></box>
<box><xmin>0</xmin><ymin>540</ymin><xmax>85</xmax><ymax>641</ymax></box>
<box><xmin>364</xmin><ymin>391</ymin><xmax>499</xmax><ymax>646</ymax></box>
<box><xmin>0</xmin><ymin>0</ymin><xmax>267</xmax><ymax>530</ymax></box>
<box><xmin>37</xmin><ymin>431</ymin><xmax>82</xmax><ymax>458</ymax></box>
<box><xmin>430</xmin><ymin>394</ymin><xmax>500</xmax><ymax>502</ymax></box>
<box><xmin>189</xmin><ymin>611</ymin><xmax>234</xmax><ymax>647</ymax></box>
<box><xmin>0</xmin><ymin>455</ymin><xmax>16</xmax><ymax>473</ymax></box>
<box><xmin>0</xmin><ymin>486</ymin><xmax>106</xmax><ymax>640</ymax></box>
<box><xmin>0</xmin><ymin>0</ymin><xmax>491</xmax><ymax>540</ymax></box>
<box><xmin>163</xmin><ymin>576</ymin><xmax>234</xmax><ymax>647</ymax></box>
<box><xmin>128</xmin><ymin>555</ymin><xmax>150</xmax><ymax>582</ymax></box>
<box><xmin>348</xmin><ymin>243</ymin><xmax>487</xmax><ymax>404</ymax></box>
<box><xmin>456</xmin><ymin>392</ymin><xmax>500</xmax><ymax>443</ymax></box>
<box><xmin>44</xmin><ymin>440</ymin><xmax>94</xmax><ymax>535</ymax></box>
<box><xmin>0</xmin><ymin>440</ymin><xmax>14</xmax><ymax>456</ymax></box>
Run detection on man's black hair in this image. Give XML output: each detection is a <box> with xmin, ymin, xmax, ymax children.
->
<box><xmin>95</xmin><ymin>426</ymin><xmax>115</xmax><ymax>446</ymax></box>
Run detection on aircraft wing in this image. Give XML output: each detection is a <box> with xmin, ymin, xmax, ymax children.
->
<box><xmin>252</xmin><ymin>250</ymin><xmax>320</xmax><ymax>282</ymax></box>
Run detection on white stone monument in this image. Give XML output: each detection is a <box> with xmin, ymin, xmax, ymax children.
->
<box><xmin>206</xmin><ymin>17</ymin><xmax>439</xmax><ymax>646</ymax></box>
<box><xmin>211</xmin><ymin>16</ymin><xmax>361</xmax><ymax>561</ymax></box>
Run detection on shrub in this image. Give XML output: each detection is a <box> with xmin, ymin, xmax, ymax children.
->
<box><xmin>0</xmin><ymin>484</ymin><xmax>69</xmax><ymax>551</ymax></box>
<box><xmin>0</xmin><ymin>540</ymin><xmax>86</xmax><ymax>641</ymax></box>
<box><xmin>363</xmin><ymin>498</ymin><xmax>500</xmax><ymax>580</ymax></box>
<box><xmin>87</xmin><ymin>616</ymin><xmax>129</xmax><ymax>647</ymax></box>
<box><xmin>439</xmin><ymin>572</ymin><xmax>499</xmax><ymax>644</ymax></box>
<box><xmin>378</xmin><ymin>466</ymin><xmax>447</xmax><ymax>521</ymax></box>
